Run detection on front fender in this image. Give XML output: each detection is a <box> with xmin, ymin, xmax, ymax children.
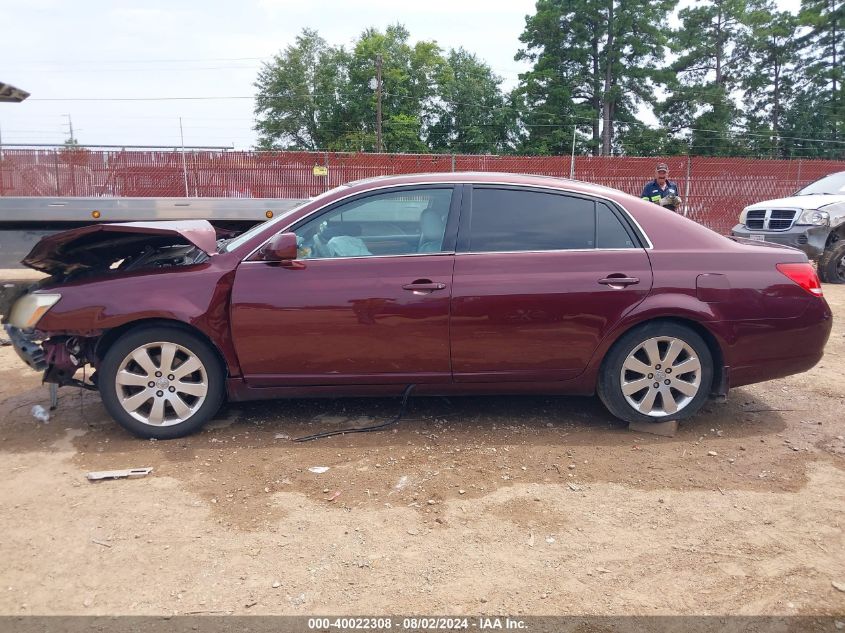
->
<box><xmin>34</xmin><ymin>263</ymin><xmax>241</xmax><ymax>376</ymax></box>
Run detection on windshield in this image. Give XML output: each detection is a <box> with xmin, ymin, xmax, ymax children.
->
<box><xmin>795</xmin><ymin>171</ymin><xmax>845</xmax><ymax>195</ymax></box>
<box><xmin>222</xmin><ymin>185</ymin><xmax>349</xmax><ymax>252</ymax></box>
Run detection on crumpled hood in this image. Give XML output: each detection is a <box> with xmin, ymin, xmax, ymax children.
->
<box><xmin>21</xmin><ymin>220</ymin><xmax>218</xmax><ymax>275</ymax></box>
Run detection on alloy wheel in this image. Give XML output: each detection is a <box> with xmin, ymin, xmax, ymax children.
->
<box><xmin>620</xmin><ymin>336</ymin><xmax>702</xmax><ymax>417</ymax></box>
<box><xmin>114</xmin><ymin>341</ymin><xmax>208</xmax><ymax>426</ymax></box>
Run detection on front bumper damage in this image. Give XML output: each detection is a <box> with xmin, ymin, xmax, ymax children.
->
<box><xmin>730</xmin><ymin>224</ymin><xmax>830</xmax><ymax>259</ymax></box>
<box><xmin>4</xmin><ymin>325</ymin><xmax>47</xmax><ymax>371</ymax></box>
<box><xmin>3</xmin><ymin>324</ymin><xmax>98</xmax><ymax>389</ymax></box>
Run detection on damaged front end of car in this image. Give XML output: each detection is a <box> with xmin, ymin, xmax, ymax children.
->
<box><xmin>4</xmin><ymin>325</ymin><xmax>99</xmax><ymax>390</ymax></box>
<box><xmin>2</xmin><ymin>220</ymin><xmax>220</xmax><ymax>391</ymax></box>
<box><xmin>3</xmin><ymin>290</ymin><xmax>100</xmax><ymax>391</ymax></box>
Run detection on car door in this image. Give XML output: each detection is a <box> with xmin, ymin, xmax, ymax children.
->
<box><xmin>450</xmin><ymin>185</ymin><xmax>653</xmax><ymax>382</ymax></box>
<box><xmin>229</xmin><ymin>186</ymin><xmax>460</xmax><ymax>386</ymax></box>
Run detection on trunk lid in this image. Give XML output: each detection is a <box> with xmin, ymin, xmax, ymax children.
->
<box><xmin>21</xmin><ymin>220</ymin><xmax>218</xmax><ymax>275</ymax></box>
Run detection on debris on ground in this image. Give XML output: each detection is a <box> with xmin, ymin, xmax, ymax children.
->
<box><xmin>86</xmin><ymin>467</ymin><xmax>153</xmax><ymax>481</ymax></box>
<box><xmin>30</xmin><ymin>405</ymin><xmax>50</xmax><ymax>423</ymax></box>
<box><xmin>833</xmin><ymin>581</ymin><xmax>845</xmax><ymax>593</ymax></box>
<box><xmin>325</xmin><ymin>490</ymin><xmax>341</xmax><ymax>502</ymax></box>
<box><xmin>308</xmin><ymin>466</ymin><xmax>329</xmax><ymax>474</ymax></box>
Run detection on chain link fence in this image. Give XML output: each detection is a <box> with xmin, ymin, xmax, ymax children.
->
<box><xmin>1</xmin><ymin>149</ymin><xmax>843</xmax><ymax>234</ymax></box>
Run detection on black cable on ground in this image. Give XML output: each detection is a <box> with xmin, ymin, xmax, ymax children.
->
<box><xmin>293</xmin><ymin>384</ymin><xmax>416</xmax><ymax>443</ymax></box>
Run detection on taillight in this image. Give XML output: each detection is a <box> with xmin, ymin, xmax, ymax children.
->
<box><xmin>776</xmin><ymin>263</ymin><xmax>823</xmax><ymax>297</ymax></box>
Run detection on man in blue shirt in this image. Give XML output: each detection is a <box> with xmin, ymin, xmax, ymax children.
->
<box><xmin>641</xmin><ymin>162</ymin><xmax>682</xmax><ymax>212</ymax></box>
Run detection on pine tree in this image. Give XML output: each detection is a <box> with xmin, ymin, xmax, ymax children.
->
<box><xmin>738</xmin><ymin>1</ymin><xmax>801</xmax><ymax>156</ymax></box>
<box><xmin>515</xmin><ymin>0</ymin><xmax>674</xmax><ymax>156</ymax></box>
<box><xmin>661</xmin><ymin>0</ymin><xmax>752</xmax><ymax>155</ymax></box>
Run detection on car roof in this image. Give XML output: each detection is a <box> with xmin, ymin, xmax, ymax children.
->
<box><xmin>345</xmin><ymin>171</ymin><xmax>618</xmax><ymax>195</ymax></box>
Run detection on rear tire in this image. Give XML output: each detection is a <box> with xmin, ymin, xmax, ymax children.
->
<box><xmin>99</xmin><ymin>326</ymin><xmax>225</xmax><ymax>439</ymax></box>
<box><xmin>598</xmin><ymin>321</ymin><xmax>714</xmax><ymax>424</ymax></box>
<box><xmin>818</xmin><ymin>240</ymin><xmax>845</xmax><ymax>284</ymax></box>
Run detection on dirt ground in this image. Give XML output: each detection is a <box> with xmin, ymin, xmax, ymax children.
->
<box><xmin>0</xmin><ymin>288</ymin><xmax>843</xmax><ymax>617</ymax></box>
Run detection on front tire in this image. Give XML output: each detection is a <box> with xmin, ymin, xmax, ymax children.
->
<box><xmin>818</xmin><ymin>240</ymin><xmax>845</xmax><ymax>284</ymax></box>
<box><xmin>99</xmin><ymin>326</ymin><xmax>225</xmax><ymax>439</ymax></box>
<box><xmin>598</xmin><ymin>322</ymin><xmax>714</xmax><ymax>424</ymax></box>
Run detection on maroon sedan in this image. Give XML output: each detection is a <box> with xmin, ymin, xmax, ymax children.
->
<box><xmin>3</xmin><ymin>173</ymin><xmax>832</xmax><ymax>438</ymax></box>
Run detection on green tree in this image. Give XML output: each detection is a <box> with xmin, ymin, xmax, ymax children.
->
<box><xmin>661</xmin><ymin>0</ymin><xmax>752</xmax><ymax>155</ymax></box>
<box><xmin>340</xmin><ymin>24</ymin><xmax>446</xmax><ymax>152</ymax></box>
<box><xmin>794</xmin><ymin>0</ymin><xmax>844</xmax><ymax>151</ymax></box>
<box><xmin>253</xmin><ymin>28</ymin><xmax>349</xmax><ymax>150</ymax></box>
<box><xmin>778</xmin><ymin>88</ymin><xmax>845</xmax><ymax>158</ymax></box>
<box><xmin>798</xmin><ymin>0</ymin><xmax>843</xmax><ymax>103</ymax></box>
<box><xmin>738</xmin><ymin>2</ymin><xmax>801</xmax><ymax>156</ymax></box>
<box><xmin>427</xmin><ymin>48</ymin><xmax>515</xmax><ymax>153</ymax></box>
<box><xmin>515</xmin><ymin>0</ymin><xmax>674</xmax><ymax>156</ymax></box>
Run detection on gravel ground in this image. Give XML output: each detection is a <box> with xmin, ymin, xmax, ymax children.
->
<box><xmin>0</xmin><ymin>287</ymin><xmax>843</xmax><ymax>617</ymax></box>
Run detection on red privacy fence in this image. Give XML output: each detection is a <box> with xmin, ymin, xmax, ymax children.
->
<box><xmin>1</xmin><ymin>149</ymin><xmax>843</xmax><ymax>234</ymax></box>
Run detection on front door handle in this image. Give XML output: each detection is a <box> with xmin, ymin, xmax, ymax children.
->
<box><xmin>598</xmin><ymin>275</ymin><xmax>640</xmax><ymax>288</ymax></box>
<box><xmin>402</xmin><ymin>279</ymin><xmax>447</xmax><ymax>293</ymax></box>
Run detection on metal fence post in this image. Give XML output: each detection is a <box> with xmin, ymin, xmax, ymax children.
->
<box><xmin>324</xmin><ymin>151</ymin><xmax>330</xmax><ymax>192</ymax></box>
<box><xmin>70</xmin><ymin>154</ymin><xmax>77</xmax><ymax>196</ymax></box>
<box><xmin>192</xmin><ymin>151</ymin><xmax>199</xmax><ymax>197</ymax></box>
<box><xmin>684</xmin><ymin>154</ymin><xmax>692</xmax><ymax>218</ymax></box>
<box><xmin>451</xmin><ymin>154</ymin><xmax>455</xmax><ymax>172</ymax></box>
<box><xmin>53</xmin><ymin>150</ymin><xmax>61</xmax><ymax>195</ymax></box>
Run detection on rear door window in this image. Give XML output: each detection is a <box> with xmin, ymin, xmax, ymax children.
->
<box><xmin>468</xmin><ymin>188</ymin><xmax>596</xmax><ymax>252</ymax></box>
<box><xmin>596</xmin><ymin>202</ymin><xmax>636</xmax><ymax>249</ymax></box>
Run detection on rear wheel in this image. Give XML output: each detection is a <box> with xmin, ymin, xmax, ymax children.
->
<box><xmin>818</xmin><ymin>240</ymin><xmax>845</xmax><ymax>284</ymax></box>
<box><xmin>99</xmin><ymin>326</ymin><xmax>225</xmax><ymax>439</ymax></box>
<box><xmin>598</xmin><ymin>322</ymin><xmax>713</xmax><ymax>424</ymax></box>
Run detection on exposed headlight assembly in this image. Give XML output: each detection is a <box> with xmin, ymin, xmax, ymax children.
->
<box><xmin>796</xmin><ymin>209</ymin><xmax>830</xmax><ymax>226</ymax></box>
<box><xmin>8</xmin><ymin>293</ymin><xmax>61</xmax><ymax>329</ymax></box>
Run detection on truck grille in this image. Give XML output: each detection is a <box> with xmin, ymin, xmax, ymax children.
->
<box><xmin>745</xmin><ymin>209</ymin><xmax>797</xmax><ymax>231</ymax></box>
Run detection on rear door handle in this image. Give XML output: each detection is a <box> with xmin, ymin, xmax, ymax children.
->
<box><xmin>402</xmin><ymin>280</ymin><xmax>447</xmax><ymax>292</ymax></box>
<box><xmin>598</xmin><ymin>275</ymin><xmax>640</xmax><ymax>287</ymax></box>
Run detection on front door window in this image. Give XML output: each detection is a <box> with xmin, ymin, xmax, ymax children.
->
<box><xmin>294</xmin><ymin>188</ymin><xmax>454</xmax><ymax>258</ymax></box>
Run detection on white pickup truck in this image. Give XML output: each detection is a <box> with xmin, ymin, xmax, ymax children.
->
<box><xmin>731</xmin><ymin>171</ymin><xmax>845</xmax><ymax>283</ymax></box>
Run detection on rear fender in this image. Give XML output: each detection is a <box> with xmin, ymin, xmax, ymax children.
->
<box><xmin>576</xmin><ymin>292</ymin><xmax>730</xmax><ymax>392</ymax></box>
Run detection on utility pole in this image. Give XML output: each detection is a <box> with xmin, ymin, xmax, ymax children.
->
<box><xmin>64</xmin><ymin>114</ymin><xmax>75</xmax><ymax>144</ymax></box>
<box><xmin>375</xmin><ymin>54</ymin><xmax>383</xmax><ymax>153</ymax></box>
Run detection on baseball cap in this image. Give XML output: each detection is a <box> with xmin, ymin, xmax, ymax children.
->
<box><xmin>655</xmin><ymin>162</ymin><xmax>669</xmax><ymax>172</ymax></box>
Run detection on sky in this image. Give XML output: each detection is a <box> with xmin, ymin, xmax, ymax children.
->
<box><xmin>0</xmin><ymin>0</ymin><xmax>802</xmax><ymax>150</ymax></box>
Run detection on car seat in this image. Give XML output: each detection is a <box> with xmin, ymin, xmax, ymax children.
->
<box><xmin>418</xmin><ymin>207</ymin><xmax>447</xmax><ymax>253</ymax></box>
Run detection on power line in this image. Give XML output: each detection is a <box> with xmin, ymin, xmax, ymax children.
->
<box><xmin>26</xmin><ymin>91</ymin><xmax>845</xmax><ymax>144</ymax></box>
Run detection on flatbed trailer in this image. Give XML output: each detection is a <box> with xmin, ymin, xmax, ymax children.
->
<box><xmin>0</xmin><ymin>196</ymin><xmax>305</xmax><ymax>229</ymax></box>
<box><xmin>0</xmin><ymin>196</ymin><xmax>306</xmax><ymax>269</ymax></box>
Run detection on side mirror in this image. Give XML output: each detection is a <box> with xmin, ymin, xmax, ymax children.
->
<box><xmin>258</xmin><ymin>232</ymin><xmax>301</xmax><ymax>267</ymax></box>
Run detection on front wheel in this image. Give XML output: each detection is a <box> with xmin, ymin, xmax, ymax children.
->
<box><xmin>99</xmin><ymin>326</ymin><xmax>225</xmax><ymax>439</ymax></box>
<box><xmin>597</xmin><ymin>322</ymin><xmax>714</xmax><ymax>424</ymax></box>
<box><xmin>817</xmin><ymin>240</ymin><xmax>845</xmax><ymax>284</ymax></box>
